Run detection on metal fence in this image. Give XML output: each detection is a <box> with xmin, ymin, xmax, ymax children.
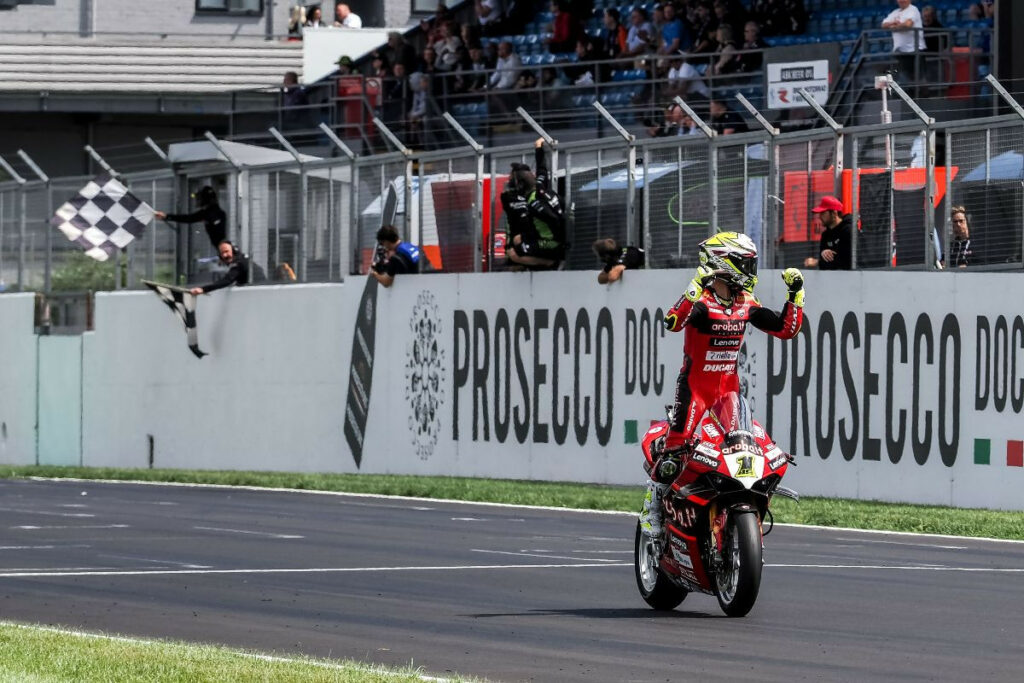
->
<box><xmin>3</xmin><ymin>83</ymin><xmax>1024</xmax><ymax>295</ymax></box>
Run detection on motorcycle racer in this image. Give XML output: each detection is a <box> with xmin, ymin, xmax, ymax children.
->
<box><xmin>640</xmin><ymin>231</ymin><xmax>805</xmax><ymax>538</ymax></box>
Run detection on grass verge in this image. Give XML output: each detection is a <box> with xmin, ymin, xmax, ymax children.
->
<box><xmin>0</xmin><ymin>621</ymin><xmax>473</xmax><ymax>682</ymax></box>
<box><xmin>3</xmin><ymin>465</ymin><xmax>1022</xmax><ymax>541</ymax></box>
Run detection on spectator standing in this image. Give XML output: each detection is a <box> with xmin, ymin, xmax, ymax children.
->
<box><xmin>503</xmin><ymin>139</ymin><xmax>567</xmax><ymax>270</ymax></box>
<box><xmin>281</xmin><ymin>71</ymin><xmax>310</xmax><ymax>130</ymax></box>
<box><xmin>548</xmin><ymin>0</ymin><xmax>583</xmax><ymax>54</ymax></box>
<box><xmin>384</xmin><ymin>32</ymin><xmax>417</xmax><ymax>73</ymax></box>
<box><xmin>659</xmin><ymin>3</ymin><xmax>691</xmax><ymax>57</ymax></box>
<box><xmin>334</xmin><ymin>3</ymin><xmax>362</xmax><ymax>28</ymax></box>
<box><xmin>803</xmin><ymin>196</ymin><xmax>853</xmax><ymax>270</ymax></box>
<box><xmin>382</xmin><ymin>62</ymin><xmax>409</xmax><ymax>125</ymax></box>
<box><xmin>882</xmin><ymin>0</ymin><xmax>925</xmax><ymax>55</ymax></box>
<box><xmin>155</xmin><ymin>186</ymin><xmax>227</xmax><ymax>249</ymax></box>
<box><xmin>600</xmin><ymin>8</ymin><xmax>629</xmax><ymax>62</ymax></box>
<box><xmin>370</xmin><ymin>225</ymin><xmax>422</xmax><ymax>287</ymax></box>
<box><xmin>475</xmin><ymin>0</ymin><xmax>502</xmax><ymax>33</ymax></box>
<box><xmin>406</xmin><ymin>73</ymin><xmax>430</xmax><ymax>148</ymax></box>
<box><xmin>688</xmin><ymin>2</ymin><xmax>719</xmax><ymax>54</ymax></box>
<box><xmin>921</xmin><ymin>5</ymin><xmax>945</xmax><ymax>52</ymax></box>
<box><xmin>190</xmin><ymin>241</ymin><xmax>260</xmax><ymax>295</ymax></box>
<box><xmin>593</xmin><ymin>238</ymin><xmax>646</xmax><ymax>283</ymax></box>
<box><xmin>946</xmin><ymin>206</ymin><xmax>975</xmax><ymax>268</ymax></box>
<box><xmin>433</xmin><ymin>20</ymin><xmax>464</xmax><ymax>71</ymax></box>
<box><xmin>625</xmin><ymin>8</ymin><xmax>656</xmax><ymax>58</ymax></box>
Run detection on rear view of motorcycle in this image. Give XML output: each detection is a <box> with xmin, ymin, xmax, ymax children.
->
<box><xmin>634</xmin><ymin>391</ymin><xmax>798</xmax><ymax>617</ymax></box>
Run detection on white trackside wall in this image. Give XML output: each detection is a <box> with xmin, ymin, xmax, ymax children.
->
<box><xmin>0</xmin><ymin>271</ymin><xmax>1022</xmax><ymax>510</ymax></box>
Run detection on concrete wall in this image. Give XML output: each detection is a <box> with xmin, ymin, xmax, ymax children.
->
<box><xmin>0</xmin><ymin>294</ymin><xmax>38</xmax><ymax>466</ymax></box>
<box><xmin>1</xmin><ymin>0</ymin><xmax>290</xmax><ymax>37</ymax></box>
<box><xmin>2</xmin><ymin>271</ymin><xmax>1023</xmax><ymax>510</ymax></box>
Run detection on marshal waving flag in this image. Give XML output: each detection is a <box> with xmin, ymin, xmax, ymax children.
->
<box><xmin>51</xmin><ymin>173</ymin><xmax>154</xmax><ymax>261</ymax></box>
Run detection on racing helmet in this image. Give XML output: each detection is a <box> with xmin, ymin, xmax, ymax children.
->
<box><xmin>698</xmin><ymin>231</ymin><xmax>758</xmax><ymax>292</ymax></box>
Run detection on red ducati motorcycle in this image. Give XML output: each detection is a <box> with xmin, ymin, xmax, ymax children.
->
<box><xmin>634</xmin><ymin>390</ymin><xmax>798</xmax><ymax>617</ymax></box>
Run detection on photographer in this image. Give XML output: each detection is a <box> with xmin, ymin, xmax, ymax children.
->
<box><xmin>501</xmin><ymin>138</ymin><xmax>566</xmax><ymax>270</ymax></box>
<box><xmin>370</xmin><ymin>225</ymin><xmax>421</xmax><ymax>288</ymax></box>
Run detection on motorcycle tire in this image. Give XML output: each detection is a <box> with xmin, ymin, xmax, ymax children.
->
<box><xmin>714</xmin><ymin>511</ymin><xmax>763</xmax><ymax>617</ymax></box>
<box><xmin>634</xmin><ymin>521</ymin><xmax>688</xmax><ymax>611</ymax></box>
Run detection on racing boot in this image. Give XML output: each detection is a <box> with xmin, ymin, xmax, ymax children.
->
<box><xmin>639</xmin><ymin>479</ymin><xmax>667</xmax><ymax>538</ymax></box>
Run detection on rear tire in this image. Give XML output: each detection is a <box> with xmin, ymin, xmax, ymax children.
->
<box><xmin>715</xmin><ymin>511</ymin><xmax>762</xmax><ymax>617</ymax></box>
<box><xmin>634</xmin><ymin>521</ymin><xmax>688</xmax><ymax>610</ymax></box>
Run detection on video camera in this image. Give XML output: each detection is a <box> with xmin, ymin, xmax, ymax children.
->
<box><xmin>371</xmin><ymin>243</ymin><xmax>388</xmax><ymax>273</ymax></box>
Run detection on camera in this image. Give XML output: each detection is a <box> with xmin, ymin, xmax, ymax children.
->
<box><xmin>371</xmin><ymin>243</ymin><xmax>387</xmax><ymax>273</ymax></box>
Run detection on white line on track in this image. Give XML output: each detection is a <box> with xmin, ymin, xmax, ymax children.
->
<box><xmin>768</xmin><ymin>563</ymin><xmax>1024</xmax><ymax>572</ymax></box>
<box><xmin>99</xmin><ymin>554</ymin><xmax>212</xmax><ymax>569</ymax></box>
<box><xmin>0</xmin><ymin>562</ymin><xmax>631</xmax><ymax>579</ymax></box>
<box><xmin>0</xmin><ymin>545</ymin><xmax>91</xmax><ymax>551</ymax></box>
<box><xmin>21</xmin><ymin>476</ymin><xmax>1024</xmax><ymax>545</ymax></box>
<box><xmin>471</xmin><ymin>548</ymin><xmax>622</xmax><ymax>563</ymax></box>
<box><xmin>0</xmin><ymin>621</ymin><xmax>452</xmax><ymax>683</ymax></box>
<box><xmin>192</xmin><ymin>526</ymin><xmax>304</xmax><ymax>539</ymax></box>
<box><xmin>0</xmin><ymin>506</ymin><xmax>94</xmax><ymax>518</ymax></box>
<box><xmin>834</xmin><ymin>537</ymin><xmax>968</xmax><ymax>550</ymax></box>
<box><xmin>10</xmin><ymin>524</ymin><xmax>130</xmax><ymax>530</ymax></box>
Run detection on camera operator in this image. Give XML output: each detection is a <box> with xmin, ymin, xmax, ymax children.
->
<box><xmin>501</xmin><ymin>138</ymin><xmax>566</xmax><ymax>270</ymax></box>
<box><xmin>370</xmin><ymin>225</ymin><xmax>421</xmax><ymax>288</ymax></box>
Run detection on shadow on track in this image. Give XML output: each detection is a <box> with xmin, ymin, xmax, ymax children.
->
<box><xmin>465</xmin><ymin>608</ymin><xmax>720</xmax><ymax>619</ymax></box>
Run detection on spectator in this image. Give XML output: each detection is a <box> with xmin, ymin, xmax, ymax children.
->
<box><xmin>433</xmin><ymin>20</ymin><xmax>464</xmax><ymax>71</ymax></box>
<box><xmin>336</xmin><ymin>54</ymin><xmax>355</xmax><ymax>75</ymax></box>
<box><xmin>304</xmin><ymin>6</ymin><xmax>329</xmax><ymax>28</ymax></box>
<box><xmin>460</xmin><ymin>23</ymin><xmax>482</xmax><ymax>50</ymax></box>
<box><xmin>646</xmin><ymin>101</ymin><xmax>688</xmax><ymax>137</ymax></box>
<box><xmin>516</xmin><ymin>69</ymin><xmax>538</xmax><ymax>89</ymax></box>
<box><xmin>659</xmin><ymin>2</ymin><xmax>691</xmax><ymax>57</ymax></box>
<box><xmin>921</xmin><ymin>5</ymin><xmax>944</xmax><ymax>52</ymax></box>
<box><xmin>489</xmin><ymin>40</ymin><xmax>521</xmax><ymax>90</ymax></box>
<box><xmin>288</xmin><ymin>5</ymin><xmax>306</xmax><ymax>37</ymax></box>
<box><xmin>419</xmin><ymin>6</ymin><xmax>449</xmax><ymax>47</ymax></box>
<box><xmin>593</xmin><ymin>238</ymin><xmax>646</xmax><ymax>283</ymax></box>
<box><xmin>600</xmin><ymin>9</ymin><xmax>629</xmax><ymax>62</ymax></box>
<box><xmin>190</xmin><ymin>241</ymin><xmax>260</xmax><ymax>295</ymax></box>
<box><xmin>333</xmin><ymin>3</ymin><xmax>362</xmax><ymax>28</ymax></box>
<box><xmin>370</xmin><ymin>225</ymin><xmax>422</xmax><ymax>287</ymax></box>
<box><xmin>475</xmin><ymin>0</ymin><xmax>501</xmax><ymax>33</ymax></box>
<box><xmin>689</xmin><ymin>2</ymin><xmax>719</xmax><ymax>54</ymax></box>
<box><xmin>709</xmin><ymin>97</ymin><xmax>747</xmax><ymax>134</ymax></box>
<box><xmin>369</xmin><ymin>51</ymin><xmax>390</xmax><ymax>79</ymax></box>
<box><xmin>713</xmin><ymin>0</ymin><xmax>745</xmax><ymax>31</ymax></box>
<box><xmin>625</xmin><ymin>8</ymin><xmax>656</xmax><ymax>58</ymax></box>
<box><xmin>548</xmin><ymin>0</ymin><xmax>583</xmax><ymax>54</ymax></box>
<box><xmin>710</xmin><ymin>24</ymin><xmax>740</xmax><ymax>76</ymax></box>
<box><xmin>803</xmin><ymin>196</ymin><xmax>852</xmax><ymax>270</ymax></box>
<box><xmin>566</xmin><ymin>38</ymin><xmax>601</xmax><ymax>85</ymax></box>
<box><xmin>155</xmin><ymin>186</ymin><xmax>226</xmax><ymax>249</ymax></box>
<box><xmin>667</xmin><ymin>53</ymin><xmax>711</xmax><ymax>100</ymax></box>
<box><xmin>281</xmin><ymin>71</ymin><xmax>310</xmax><ymax>130</ymax></box>
<box><xmin>946</xmin><ymin>206</ymin><xmax>975</xmax><ymax>268</ymax></box>
<box><xmin>503</xmin><ymin>139</ymin><xmax>566</xmax><ymax>270</ymax></box>
<box><xmin>382</xmin><ymin>62</ymin><xmax>409</xmax><ymax>125</ymax></box>
<box><xmin>384</xmin><ymin>31</ymin><xmax>417</xmax><ymax>73</ymax></box>
<box><xmin>752</xmin><ymin>0</ymin><xmax>806</xmax><ymax>36</ymax></box>
<box><xmin>406</xmin><ymin>73</ymin><xmax>430</xmax><ymax>148</ymax></box>
<box><xmin>881</xmin><ymin>0</ymin><xmax>925</xmax><ymax>56</ymax></box>
<box><xmin>738</xmin><ymin>20</ymin><xmax>766</xmax><ymax>73</ymax></box>
<box><xmin>464</xmin><ymin>44</ymin><xmax>490</xmax><ymax>92</ymax></box>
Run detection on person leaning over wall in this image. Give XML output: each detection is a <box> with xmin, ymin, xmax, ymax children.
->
<box><xmin>370</xmin><ymin>225</ymin><xmax>422</xmax><ymax>288</ymax></box>
<box><xmin>593</xmin><ymin>238</ymin><xmax>645</xmax><ymax>284</ymax></box>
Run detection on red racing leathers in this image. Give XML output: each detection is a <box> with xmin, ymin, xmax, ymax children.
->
<box><xmin>661</xmin><ymin>282</ymin><xmax>803</xmax><ymax>454</ymax></box>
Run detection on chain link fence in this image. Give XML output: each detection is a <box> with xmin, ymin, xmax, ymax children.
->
<box><xmin>4</xmin><ymin>109</ymin><xmax>1024</xmax><ymax>296</ymax></box>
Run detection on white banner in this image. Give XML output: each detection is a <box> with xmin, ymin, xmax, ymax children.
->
<box><xmin>766</xmin><ymin>60</ymin><xmax>829</xmax><ymax>109</ymax></box>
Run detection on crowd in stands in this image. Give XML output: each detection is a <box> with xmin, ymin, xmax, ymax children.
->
<box><xmin>305</xmin><ymin>0</ymin><xmax>997</xmax><ymax>147</ymax></box>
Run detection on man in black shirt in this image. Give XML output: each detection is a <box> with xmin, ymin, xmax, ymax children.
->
<box><xmin>502</xmin><ymin>138</ymin><xmax>566</xmax><ymax>270</ymax></box>
<box><xmin>593</xmin><ymin>238</ymin><xmax>645</xmax><ymax>283</ymax></box>
<box><xmin>190</xmin><ymin>241</ymin><xmax>258</xmax><ymax>294</ymax></box>
<box><xmin>155</xmin><ymin>185</ymin><xmax>227</xmax><ymax>249</ymax></box>
<box><xmin>803</xmin><ymin>195</ymin><xmax>853</xmax><ymax>270</ymax></box>
<box><xmin>946</xmin><ymin>205</ymin><xmax>975</xmax><ymax>268</ymax></box>
<box><xmin>370</xmin><ymin>225</ymin><xmax>421</xmax><ymax>288</ymax></box>
<box><xmin>709</xmin><ymin>98</ymin><xmax>748</xmax><ymax>135</ymax></box>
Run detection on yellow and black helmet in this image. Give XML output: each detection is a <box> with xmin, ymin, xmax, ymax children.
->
<box><xmin>698</xmin><ymin>231</ymin><xmax>758</xmax><ymax>292</ymax></box>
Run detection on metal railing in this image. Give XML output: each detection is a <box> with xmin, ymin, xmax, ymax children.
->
<box><xmin>3</xmin><ymin>74</ymin><xmax>1024</xmax><ymax>302</ymax></box>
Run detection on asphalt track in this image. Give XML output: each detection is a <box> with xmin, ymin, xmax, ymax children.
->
<box><xmin>1</xmin><ymin>479</ymin><xmax>1022</xmax><ymax>682</ymax></box>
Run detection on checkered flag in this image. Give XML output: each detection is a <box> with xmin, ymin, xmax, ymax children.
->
<box><xmin>51</xmin><ymin>173</ymin><xmax>154</xmax><ymax>262</ymax></box>
<box><xmin>143</xmin><ymin>280</ymin><xmax>207</xmax><ymax>359</ymax></box>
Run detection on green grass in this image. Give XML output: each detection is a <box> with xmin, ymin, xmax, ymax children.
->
<box><xmin>0</xmin><ymin>622</ymin><xmax>475</xmax><ymax>682</ymax></box>
<box><xmin>3</xmin><ymin>465</ymin><xmax>1023</xmax><ymax>542</ymax></box>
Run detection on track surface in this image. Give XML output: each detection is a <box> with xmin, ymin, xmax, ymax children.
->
<box><xmin>1</xmin><ymin>479</ymin><xmax>1022</xmax><ymax>682</ymax></box>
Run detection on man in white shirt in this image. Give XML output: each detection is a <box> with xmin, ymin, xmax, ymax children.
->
<box><xmin>334</xmin><ymin>3</ymin><xmax>362</xmax><ymax>29</ymax></box>
<box><xmin>881</xmin><ymin>0</ymin><xmax>924</xmax><ymax>53</ymax></box>
<box><xmin>489</xmin><ymin>40</ymin><xmax>521</xmax><ymax>90</ymax></box>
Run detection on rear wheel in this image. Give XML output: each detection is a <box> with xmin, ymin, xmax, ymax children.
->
<box><xmin>715</xmin><ymin>511</ymin><xmax>762</xmax><ymax>617</ymax></box>
<box><xmin>634</xmin><ymin>521</ymin><xmax>688</xmax><ymax>610</ymax></box>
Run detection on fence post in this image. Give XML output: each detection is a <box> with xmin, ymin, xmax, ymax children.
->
<box><xmin>593</xmin><ymin>101</ymin><xmax>638</xmax><ymax>247</ymax></box>
<box><xmin>372</xmin><ymin>117</ymin><xmax>414</xmax><ymax>244</ymax></box>
<box><xmin>319</xmin><ymin>123</ymin><xmax>357</xmax><ymax>279</ymax></box>
<box><xmin>17</xmin><ymin>151</ymin><xmax>51</xmax><ymax>293</ymax></box>
<box><xmin>673</xmin><ymin>97</ymin><xmax>717</xmax><ymax>237</ymax></box>
<box><xmin>0</xmin><ymin>157</ymin><xmax>26</xmax><ymax>290</ymax></box>
<box><xmin>203</xmin><ymin>131</ymin><xmax>247</xmax><ymax>280</ymax></box>
<box><xmin>516</xmin><ymin>106</ymin><xmax>559</xmax><ymax>174</ymax></box>
<box><xmin>736</xmin><ymin>94</ymin><xmax>779</xmax><ymax>256</ymax></box>
<box><xmin>270</xmin><ymin>127</ymin><xmax>307</xmax><ymax>282</ymax></box>
<box><xmin>83</xmin><ymin>145</ymin><xmax>127</xmax><ymax>288</ymax></box>
<box><xmin>443</xmin><ymin>112</ymin><xmax>485</xmax><ymax>273</ymax></box>
<box><xmin>143</xmin><ymin>137</ymin><xmax>173</xmax><ymax>281</ymax></box>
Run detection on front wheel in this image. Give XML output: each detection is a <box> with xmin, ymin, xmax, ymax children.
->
<box><xmin>715</xmin><ymin>511</ymin><xmax>763</xmax><ymax>617</ymax></box>
<box><xmin>634</xmin><ymin>521</ymin><xmax>688</xmax><ymax>610</ymax></box>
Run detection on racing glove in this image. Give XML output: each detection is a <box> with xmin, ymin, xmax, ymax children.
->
<box><xmin>683</xmin><ymin>265</ymin><xmax>716</xmax><ymax>303</ymax></box>
<box><xmin>782</xmin><ymin>267</ymin><xmax>805</xmax><ymax>308</ymax></box>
